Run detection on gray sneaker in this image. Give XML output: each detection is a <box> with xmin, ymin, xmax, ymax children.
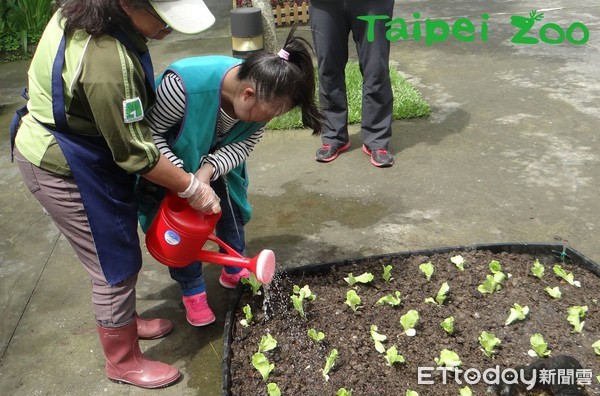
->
<box><xmin>362</xmin><ymin>144</ymin><xmax>394</xmax><ymax>168</ymax></box>
<box><xmin>315</xmin><ymin>141</ymin><xmax>350</xmax><ymax>162</ymax></box>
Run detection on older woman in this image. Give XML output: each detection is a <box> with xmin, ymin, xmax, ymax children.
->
<box><xmin>12</xmin><ymin>0</ymin><xmax>216</xmax><ymax>389</ymax></box>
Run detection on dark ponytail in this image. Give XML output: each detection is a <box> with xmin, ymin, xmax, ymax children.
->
<box><xmin>237</xmin><ymin>26</ymin><xmax>322</xmax><ymax>135</ymax></box>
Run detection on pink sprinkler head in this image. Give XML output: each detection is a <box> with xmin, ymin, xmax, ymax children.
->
<box><xmin>252</xmin><ymin>249</ymin><xmax>276</xmax><ymax>284</ymax></box>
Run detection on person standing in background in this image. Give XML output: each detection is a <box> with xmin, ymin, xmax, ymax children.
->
<box><xmin>311</xmin><ymin>0</ymin><xmax>395</xmax><ymax>167</ymax></box>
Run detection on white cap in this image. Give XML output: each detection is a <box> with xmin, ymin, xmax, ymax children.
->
<box><xmin>149</xmin><ymin>0</ymin><xmax>216</xmax><ymax>34</ymax></box>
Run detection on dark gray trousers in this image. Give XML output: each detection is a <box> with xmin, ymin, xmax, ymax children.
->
<box><xmin>310</xmin><ymin>0</ymin><xmax>394</xmax><ymax>150</ymax></box>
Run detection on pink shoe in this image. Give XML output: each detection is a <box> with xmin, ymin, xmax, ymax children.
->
<box><xmin>219</xmin><ymin>268</ymin><xmax>250</xmax><ymax>289</ymax></box>
<box><xmin>182</xmin><ymin>293</ymin><xmax>216</xmax><ymax>327</ymax></box>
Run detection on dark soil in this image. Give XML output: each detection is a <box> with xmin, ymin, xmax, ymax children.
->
<box><xmin>227</xmin><ymin>249</ymin><xmax>600</xmax><ymax>395</ymax></box>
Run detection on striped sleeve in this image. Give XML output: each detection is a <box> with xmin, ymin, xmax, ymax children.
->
<box><xmin>202</xmin><ymin>126</ymin><xmax>264</xmax><ymax>181</ymax></box>
<box><xmin>147</xmin><ymin>72</ymin><xmax>186</xmax><ymax>168</ymax></box>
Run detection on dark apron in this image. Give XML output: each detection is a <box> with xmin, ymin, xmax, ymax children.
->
<box><xmin>11</xmin><ymin>30</ymin><xmax>155</xmax><ymax>286</ymax></box>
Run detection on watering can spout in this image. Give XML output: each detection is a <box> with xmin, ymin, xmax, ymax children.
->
<box><xmin>145</xmin><ymin>194</ymin><xmax>276</xmax><ymax>284</ymax></box>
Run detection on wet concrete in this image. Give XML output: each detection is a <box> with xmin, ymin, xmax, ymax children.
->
<box><xmin>1</xmin><ymin>0</ymin><xmax>599</xmax><ymax>394</ymax></box>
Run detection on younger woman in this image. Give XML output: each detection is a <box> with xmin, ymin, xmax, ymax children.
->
<box><xmin>140</xmin><ymin>28</ymin><xmax>321</xmax><ymax>326</ymax></box>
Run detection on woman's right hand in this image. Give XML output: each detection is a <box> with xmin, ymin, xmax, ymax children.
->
<box><xmin>177</xmin><ymin>173</ymin><xmax>221</xmax><ymax>213</ymax></box>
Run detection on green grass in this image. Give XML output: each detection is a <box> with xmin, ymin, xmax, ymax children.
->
<box><xmin>267</xmin><ymin>61</ymin><xmax>431</xmax><ymax>130</ymax></box>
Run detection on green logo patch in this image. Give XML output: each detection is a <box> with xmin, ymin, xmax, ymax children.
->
<box><xmin>123</xmin><ymin>98</ymin><xmax>144</xmax><ymax>123</ymax></box>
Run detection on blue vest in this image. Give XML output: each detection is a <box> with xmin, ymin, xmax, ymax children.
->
<box><xmin>138</xmin><ymin>56</ymin><xmax>263</xmax><ymax>231</ymax></box>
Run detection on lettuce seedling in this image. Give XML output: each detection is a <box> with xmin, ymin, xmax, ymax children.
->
<box><xmin>553</xmin><ymin>264</ymin><xmax>581</xmax><ymax>287</ymax></box>
<box><xmin>477</xmin><ymin>272</ymin><xmax>506</xmax><ymax>294</ymax></box>
<box><xmin>290</xmin><ymin>284</ymin><xmax>316</xmax><ymax>317</ymax></box>
<box><xmin>419</xmin><ymin>262</ymin><xmax>434</xmax><ymax>281</ymax></box>
<box><xmin>322</xmin><ymin>349</ymin><xmax>338</xmax><ymax>381</ymax></box>
<box><xmin>308</xmin><ymin>328</ymin><xmax>325</xmax><ymax>343</ymax></box>
<box><xmin>434</xmin><ymin>349</ymin><xmax>462</xmax><ymax>368</ymax></box>
<box><xmin>376</xmin><ymin>291</ymin><xmax>402</xmax><ymax>307</ymax></box>
<box><xmin>544</xmin><ymin>286</ymin><xmax>561</xmax><ymax>299</ymax></box>
<box><xmin>460</xmin><ymin>386</ymin><xmax>473</xmax><ymax>396</ymax></box>
<box><xmin>528</xmin><ymin>333</ymin><xmax>551</xmax><ymax>357</ymax></box>
<box><xmin>450</xmin><ymin>254</ymin><xmax>465</xmax><ymax>271</ymax></box>
<box><xmin>382</xmin><ymin>265</ymin><xmax>393</xmax><ymax>282</ymax></box>
<box><xmin>567</xmin><ymin>305</ymin><xmax>588</xmax><ymax>333</ymax></box>
<box><xmin>344</xmin><ymin>272</ymin><xmax>374</xmax><ymax>286</ymax></box>
<box><xmin>406</xmin><ymin>390</ymin><xmax>419</xmax><ymax>396</ymax></box>
<box><xmin>337</xmin><ymin>388</ymin><xmax>352</xmax><ymax>396</ymax></box>
<box><xmin>479</xmin><ymin>331</ymin><xmax>501</xmax><ymax>358</ymax></box>
<box><xmin>370</xmin><ymin>325</ymin><xmax>387</xmax><ymax>353</ymax></box>
<box><xmin>384</xmin><ymin>345</ymin><xmax>405</xmax><ymax>366</ymax></box>
<box><xmin>440</xmin><ymin>316</ymin><xmax>455</xmax><ymax>335</ymax></box>
<box><xmin>241</xmin><ymin>273</ymin><xmax>262</xmax><ymax>295</ymax></box>
<box><xmin>592</xmin><ymin>340</ymin><xmax>600</xmax><ymax>355</ymax></box>
<box><xmin>530</xmin><ymin>259</ymin><xmax>545</xmax><ymax>278</ymax></box>
<box><xmin>400</xmin><ymin>310</ymin><xmax>420</xmax><ymax>336</ymax></box>
<box><xmin>489</xmin><ymin>260</ymin><xmax>503</xmax><ymax>273</ymax></box>
<box><xmin>252</xmin><ymin>352</ymin><xmax>274</xmax><ymax>381</ymax></box>
<box><xmin>451</xmin><ymin>255</ymin><xmax>465</xmax><ymax>271</ymax></box>
<box><xmin>505</xmin><ymin>303</ymin><xmax>529</xmax><ymax>326</ymax></box>
<box><xmin>240</xmin><ymin>304</ymin><xmax>253</xmax><ymax>327</ymax></box>
<box><xmin>425</xmin><ymin>282</ymin><xmax>450</xmax><ymax>305</ymax></box>
<box><xmin>258</xmin><ymin>333</ymin><xmax>277</xmax><ymax>353</ymax></box>
<box><xmin>267</xmin><ymin>383</ymin><xmax>281</xmax><ymax>396</ymax></box>
<box><xmin>345</xmin><ymin>290</ymin><xmax>361</xmax><ymax>312</ymax></box>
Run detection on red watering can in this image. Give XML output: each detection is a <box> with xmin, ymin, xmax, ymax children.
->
<box><xmin>145</xmin><ymin>193</ymin><xmax>276</xmax><ymax>284</ymax></box>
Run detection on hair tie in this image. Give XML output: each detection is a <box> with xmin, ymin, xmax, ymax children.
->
<box><xmin>277</xmin><ymin>48</ymin><xmax>290</xmax><ymax>61</ymax></box>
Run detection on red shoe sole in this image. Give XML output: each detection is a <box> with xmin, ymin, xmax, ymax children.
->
<box><xmin>316</xmin><ymin>141</ymin><xmax>351</xmax><ymax>162</ymax></box>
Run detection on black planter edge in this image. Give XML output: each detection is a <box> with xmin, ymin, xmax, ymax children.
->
<box><xmin>221</xmin><ymin>242</ymin><xmax>600</xmax><ymax>395</ymax></box>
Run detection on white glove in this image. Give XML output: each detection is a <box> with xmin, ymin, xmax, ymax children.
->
<box><xmin>177</xmin><ymin>173</ymin><xmax>221</xmax><ymax>213</ymax></box>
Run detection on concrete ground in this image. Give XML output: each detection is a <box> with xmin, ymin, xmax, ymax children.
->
<box><xmin>1</xmin><ymin>0</ymin><xmax>599</xmax><ymax>394</ymax></box>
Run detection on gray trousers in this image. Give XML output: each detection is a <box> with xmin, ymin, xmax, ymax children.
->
<box><xmin>15</xmin><ymin>149</ymin><xmax>136</xmax><ymax>327</ymax></box>
<box><xmin>310</xmin><ymin>0</ymin><xmax>394</xmax><ymax>150</ymax></box>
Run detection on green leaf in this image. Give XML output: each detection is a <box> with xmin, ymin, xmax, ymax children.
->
<box><xmin>434</xmin><ymin>349</ymin><xmax>462</xmax><ymax>367</ymax></box>
<box><xmin>459</xmin><ymin>386</ymin><xmax>473</xmax><ymax>396</ymax></box>
<box><xmin>544</xmin><ymin>286</ymin><xmax>561</xmax><ymax>299</ymax></box>
<box><xmin>505</xmin><ymin>303</ymin><xmax>529</xmax><ymax>326</ymax></box>
<box><xmin>241</xmin><ymin>272</ymin><xmax>262</xmax><ymax>295</ymax></box>
<box><xmin>267</xmin><ymin>382</ymin><xmax>281</xmax><ymax>396</ymax></box>
<box><xmin>440</xmin><ymin>316</ymin><xmax>455</xmax><ymax>335</ymax></box>
<box><xmin>479</xmin><ymin>331</ymin><xmax>501</xmax><ymax>358</ymax></box>
<box><xmin>592</xmin><ymin>340</ymin><xmax>600</xmax><ymax>355</ymax></box>
<box><xmin>337</xmin><ymin>388</ymin><xmax>353</xmax><ymax>396</ymax></box>
<box><xmin>400</xmin><ymin>310</ymin><xmax>420</xmax><ymax>336</ymax></box>
<box><xmin>242</xmin><ymin>304</ymin><xmax>253</xmax><ymax>325</ymax></box>
<box><xmin>376</xmin><ymin>291</ymin><xmax>402</xmax><ymax>307</ymax></box>
<box><xmin>258</xmin><ymin>333</ymin><xmax>278</xmax><ymax>353</ymax></box>
<box><xmin>344</xmin><ymin>272</ymin><xmax>374</xmax><ymax>286</ymax></box>
<box><xmin>530</xmin><ymin>259</ymin><xmax>545</xmax><ymax>278</ymax></box>
<box><xmin>252</xmin><ymin>352</ymin><xmax>274</xmax><ymax>381</ymax></box>
<box><xmin>308</xmin><ymin>328</ymin><xmax>325</xmax><ymax>343</ymax></box>
<box><xmin>489</xmin><ymin>260</ymin><xmax>502</xmax><ymax>273</ymax></box>
<box><xmin>345</xmin><ymin>290</ymin><xmax>361</xmax><ymax>312</ymax></box>
<box><xmin>384</xmin><ymin>345</ymin><xmax>406</xmax><ymax>366</ymax></box>
<box><xmin>553</xmin><ymin>264</ymin><xmax>581</xmax><ymax>287</ymax></box>
<box><xmin>322</xmin><ymin>349</ymin><xmax>338</xmax><ymax>379</ymax></box>
<box><xmin>451</xmin><ymin>255</ymin><xmax>465</xmax><ymax>271</ymax></box>
<box><xmin>370</xmin><ymin>325</ymin><xmax>387</xmax><ymax>353</ymax></box>
<box><xmin>529</xmin><ymin>333</ymin><xmax>551</xmax><ymax>357</ymax></box>
<box><xmin>406</xmin><ymin>390</ymin><xmax>419</xmax><ymax>396</ymax></box>
<box><xmin>382</xmin><ymin>265</ymin><xmax>393</xmax><ymax>282</ymax></box>
<box><xmin>567</xmin><ymin>306</ymin><xmax>588</xmax><ymax>333</ymax></box>
<box><xmin>419</xmin><ymin>262</ymin><xmax>434</xmax><ymax>281</ymax></box>
<box><xmin>290</xmin><ymin>294</ymin><xmax>305</xmax><ymax>317</ymax></box>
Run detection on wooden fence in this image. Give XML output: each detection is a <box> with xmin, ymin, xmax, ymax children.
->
<box><xmin>272</xmin><ymin>2</ymin><xmax>309</xmax><ymax>26</ymax></box>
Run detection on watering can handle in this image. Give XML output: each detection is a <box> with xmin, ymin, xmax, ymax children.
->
<box><xmin>206</xmin><ymin>234</ymin><xmax>244</xmax><ymax>258</ymax></box>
